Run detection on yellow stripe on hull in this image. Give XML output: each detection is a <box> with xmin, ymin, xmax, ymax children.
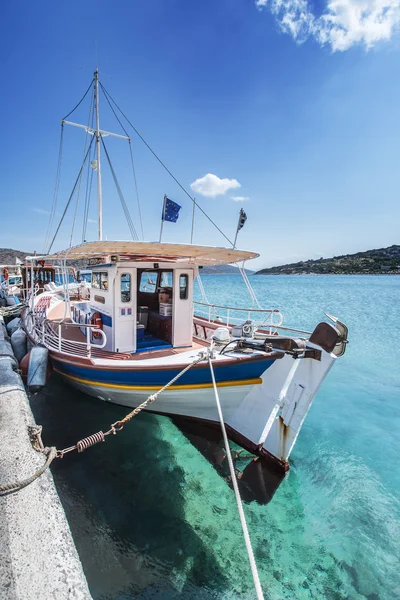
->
<box><xmin>54</xmin><ymin>368</ymin><xmax>262</xmax><ymax>391</ymax></box>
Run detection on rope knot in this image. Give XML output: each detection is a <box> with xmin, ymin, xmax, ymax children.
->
<box><xmin>28</xmin><ymin>424</ymin><xmax>45</xmax><ymax>452</ymax></box>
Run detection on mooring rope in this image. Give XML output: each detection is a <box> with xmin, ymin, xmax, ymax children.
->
<box><xmin>0</xmin><ymin>447</ymin><xmax>57</xmax><ymax>495</ymax></box>
<box><xmin>0</xmin><ymin>353</ymin><xmax>206</xmax><ymax>492</ymax></box>
<box><xmin>56</xmin><ymin>352</ymin><xmax>206</xmax><ymax>457</ymax></box>
<box><xmin>0</xmin><ymin>303</ymin><xmax>24</xmax><ymax>318</ymax></box>
<box><xmin>0</xmin><ymin>347</ymin><xmax>265</xmax><ymax>599</ymax></box>
<box><xmin>207</xmin><ymin>350</ymin><xmax>265</xmax><ymax>600</ymax></box>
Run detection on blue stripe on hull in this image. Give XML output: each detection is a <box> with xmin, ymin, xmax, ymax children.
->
<box><xmin>52</xmin><ymin>356</ymin><xmax>275</xmax><ymax>386</ymax></box>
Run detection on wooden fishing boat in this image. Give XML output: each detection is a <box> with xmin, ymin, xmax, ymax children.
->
<box><xmin>22</xmin><ymin>71</ymin><xmax>348</xmax><ymax>471</ymax></box>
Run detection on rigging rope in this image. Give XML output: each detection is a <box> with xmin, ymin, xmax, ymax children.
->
<box><xmin>196</xmin><ymin>273</ymin><xmax>210</xmax><ymax>305</ymax></box>
<box><xmin>99</xmin><ymin>82</ymin><xmax>130</xmax><ymax>137</ymax></box>
<box><xmin>82</xmin><ymin>141</ymin><xmax>96</xmax><ymax>242</ymax></box>
<box><xmin>47</xmin><ymin>136</ymin><xmax>95</xmax><ymax>254</ymax></box>
<box><xmin>101</xmin><ymin>138</ymin><xmax>139</xmax><ymax>241</ymax></box>
<box><xmin>62</xmin><ymin>78</ymin><xmax>95</xmax><ymax>121</ymax></box>
<box><xmin>128</xmin><ymin>141</ymin><xmax>144</xmax><ymax>240</ymax></box>
<box><xmin>43</xmin><ymin>125</ymin><xmax>64</xmax><ymax>254</ymax></box>
<box><xmin>207</xmin><ymin>350</ymin><xmax>265</xmax><ymax>600</ymax></box>
<box><xmin>45</xmin><ymin>78</ymin><xmax>93</xmax><ymax>252</ymax></box>
<box><xmin>70</xmin><ymin>84</ymin><xmax>96</xmax><ymax>247</ymax></box>
<box><xmin>236</xmin><ymin>262</ymin><xmax>262</xmax><ymax>310</ymax></box>
<box><xmin>99</xmin><ymin>83</ymin><xmax>235</xmax><ymax>246</ymax></box>
<box><xmin>99</xmin><ymin>82</ymin><xmax>144</xmax><ymax>240</ymax></box>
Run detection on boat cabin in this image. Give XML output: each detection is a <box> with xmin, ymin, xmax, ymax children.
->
<box><xmin>32</xmin><ymin>240</ymin><xmax>259</xmax><ymax>356</ymax></box>
<box><xmin>73</xmin><ymin>261</ymin><xmax>195</xmax><ymax>354</ymax></box>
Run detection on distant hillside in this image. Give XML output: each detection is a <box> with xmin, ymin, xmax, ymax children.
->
<box><xmin>0</xmin><ymin>248</ymin><xmax>32</xmax><ymax>264</ymax></box>
<box><xmin>201</xmin><ymin>265</ymin><xmax>254</xmax><ymax>275</ymax></box>
<box><xmin>256</xmin><ymin>245</ymin><xmax>400</xmax><ymax>275</ymax></box>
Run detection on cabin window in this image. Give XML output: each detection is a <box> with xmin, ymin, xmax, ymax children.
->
<box><xmin>79</xmin><ymin>271</ymin><xmax>92</xmax><ymax>283</ymax></box>
<box><xmin>160</xmin><ymin>271</ymin><xmax>173</xmax><ymax>288</ymax></box>
<box><xmin>92</xmin><ymin>271</ymin><xmax>109</xmax><ymax>291</ymax></box>
<box><xmin>139</xmin><ymin>271</ymin><xmax>157</xmax><ymax>293</ymax></box>
<box><xmin>121</xmin><ymin>273</ymin><xmax>131</xmax><ymax>302</ymax></box>
<box><xmin>179</xmin><ymin>274</ymin><xmax>188</xmax><ymax>300</ymax></box>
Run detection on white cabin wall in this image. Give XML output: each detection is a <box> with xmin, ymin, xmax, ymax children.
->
<box><xmin>114</xmin><ymin>267</ymin><xmax>137</xmax><ymax>353</ymax></box>
<box><xmin>89</xmin><ymin>265</ymin><xmax>116</xmax><ymax>351</ymax></box>
<box><xmin>172</xmin><ymin>269</ymin><xmax>194</xmax><ymax>347</ymax></box>
<box><xmin>86</xmin><ymin>261</ymin><xmax>196</xmax><ymax>353</ymax></box>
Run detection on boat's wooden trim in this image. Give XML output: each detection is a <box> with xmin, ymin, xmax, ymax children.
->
<box><xmin>48</xmin><ymin>347</ymin><xmax>283</xmax><ymax>370</ymax></box>
<box><xmin>54</xmin><ymin>367</ymin><xmax>262</xmax><ymax>391</ymax></box>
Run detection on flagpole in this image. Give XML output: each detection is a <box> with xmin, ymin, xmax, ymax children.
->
<box><xmin>159</xmin><ymin>194</ymin><xmax>167</xmax><ymax>243</ymax></box>
<box><xmin>233</xmin><ymin>213</ymin><xmax>241</xmax><ymax>248</ymax></box>
<box><xmin>190</xmin><ymin>197</ymin><xmax>196</xmax><ymax>244</ymax></box>
<box><xmin>233</xmin><ymin>208</ymin><xmax>246</xmax><ymax>248</ymax></box>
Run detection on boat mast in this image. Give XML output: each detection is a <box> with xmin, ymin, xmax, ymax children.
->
<box><xmin>94</xmin><ymin>69</ymin><xmax>103</xmax><ymax>241</ymax></box>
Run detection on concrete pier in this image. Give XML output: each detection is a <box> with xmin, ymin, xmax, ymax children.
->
<box><xmin>0</xmin><ymin>317</ymin><xmax>91</xmax><ymax>599</ymax></box>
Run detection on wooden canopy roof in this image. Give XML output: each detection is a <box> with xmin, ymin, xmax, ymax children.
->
<box><xmin>29</xmin><ymin>241</ymin><xmax>259</xmax><ymax>266</ymax></box>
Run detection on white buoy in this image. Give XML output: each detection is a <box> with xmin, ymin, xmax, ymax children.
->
<box><xmin>27</xmin><ymin>344</ymin><xmax>49</xmax><ymax>393</ymax></box>
<box><xmin>11</xmin><ymin>328</ymin><xmax>27</xmax><ymax>363</ymax></box>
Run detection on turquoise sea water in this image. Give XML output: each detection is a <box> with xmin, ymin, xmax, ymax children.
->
<box><xmin>31</xmin><ymin>275</ymin><xmax>400</xmax><ymax>599</ymax></box>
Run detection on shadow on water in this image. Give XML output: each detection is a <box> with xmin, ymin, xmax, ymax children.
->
<box><xmin>170</xmin><ymin>417</ymin><xmax>285</xmax><ymax>505</ymax></box>
<box><xmin>30</xmin><ymin>375</ymin><xmax>239</xmax><ymax>599</ymax></box>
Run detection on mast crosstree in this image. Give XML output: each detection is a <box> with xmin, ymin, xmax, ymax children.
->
<box><xmin>62</xmin><ymin>70</ymin><xmax>130</xmax><ymax>242</ymax></box>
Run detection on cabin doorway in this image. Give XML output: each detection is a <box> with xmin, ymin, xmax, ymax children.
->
<box><xmin>114</xmin><ymin>267</ymin><xmax>137</xmax><ymax>353</ymax></box>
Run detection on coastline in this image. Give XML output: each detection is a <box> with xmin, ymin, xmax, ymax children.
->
<box><xmin>253</xmin><ymin>272</ymin><xmax>400</xmax><ymax>276</ymax></box>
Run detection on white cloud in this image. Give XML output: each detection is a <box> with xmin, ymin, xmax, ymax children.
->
<box><xmin>87</xmin><ymin>218</ymin><xmax>97</xmax><ymax>224</ymax></box>
<box><xmin>230</xmin><ymin>196</ymin><xmax>250</xmax><ymax>202</ymax></box>
<box><xmin>190</xmin><ymin>173</ymin><xmax>241</xmax><ymax>198</ymax></box>
<box><xmin>33</xmin><ymin>207</ymin><xmax>50</xmax><ymax>215</ymax></box>
<box><xmin>255</xmin><ymin>0</ymin><xmax>400</xmax><ymax>51</ymax></box>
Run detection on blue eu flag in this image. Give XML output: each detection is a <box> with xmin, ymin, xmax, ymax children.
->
<box><xmin>163</xmin><ymin>197</ymin><xmax>182</xmax><ymax>223</ymax></box>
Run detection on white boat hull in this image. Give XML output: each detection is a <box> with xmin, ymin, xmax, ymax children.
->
<box><xmin>55</xmin><ymin>347</ymin><xmax>336</xmax><ymax>471</ymax></box>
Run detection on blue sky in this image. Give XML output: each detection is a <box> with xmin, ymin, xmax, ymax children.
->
<box><xmin>1</xmin><ymin>0</ymin><xmax>399</xmax><ymax>269</ymax></box>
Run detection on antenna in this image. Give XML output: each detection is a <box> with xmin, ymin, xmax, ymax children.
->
<box><xmin>95</xmin><ymin>36</ymin><xmax>99</xmax><ymax>72</ymax></box>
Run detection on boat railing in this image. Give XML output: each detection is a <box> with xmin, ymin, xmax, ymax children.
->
<box><xmin>26</xmin><ymin>309</ymin><xmax>107</xmax><ymax>358</ymax></box>
<box><xmin>46</xmin><ymin>320</ymin><xmax>107</xmax><ymax>358</ymax></box>
<box><xmin>193</xmin><ymin>301</ymin><xmax>284</xmax><ymax>330</ymax></box>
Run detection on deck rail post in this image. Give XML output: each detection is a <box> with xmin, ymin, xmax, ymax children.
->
<box><xmin>87</xmin><ymin>327</ymin><xmax>91</xmax><ymax>358</ymax></box>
